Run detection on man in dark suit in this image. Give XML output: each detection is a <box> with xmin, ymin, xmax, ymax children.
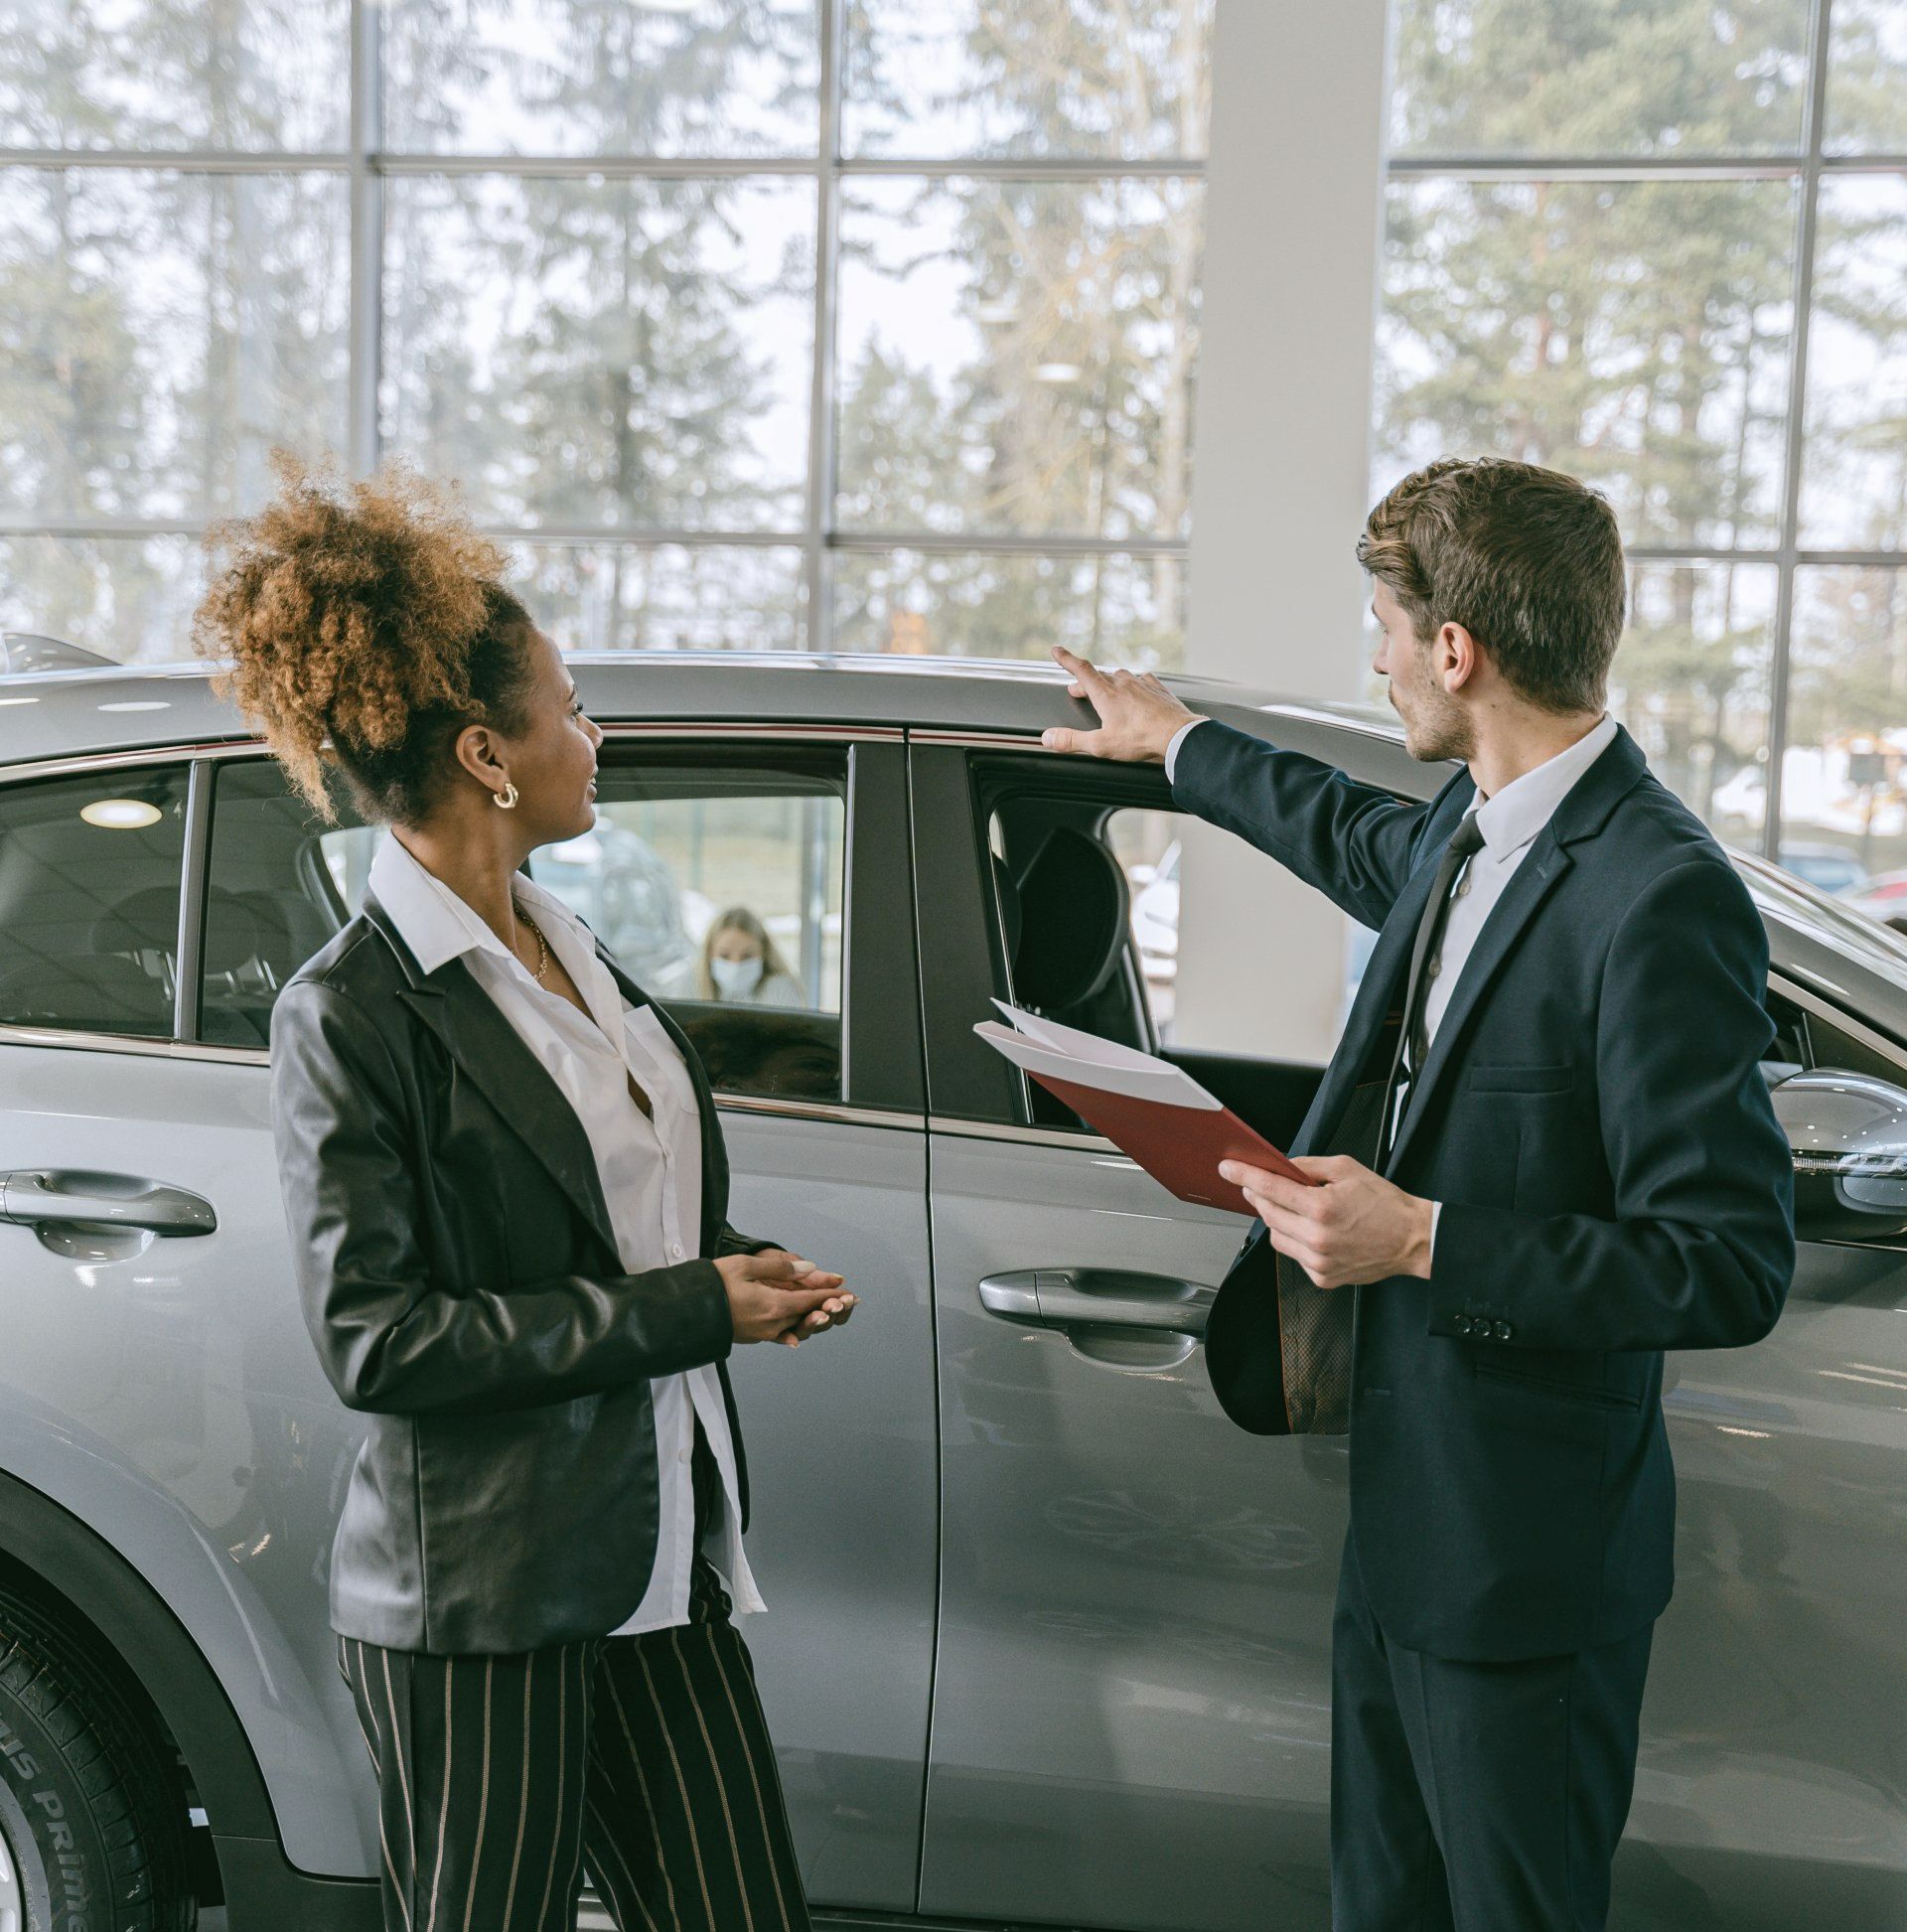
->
<box><xmin>1041</xmin><ymin>457</ymin><xmax>1796</xmax><ymax>1932</ymax></box>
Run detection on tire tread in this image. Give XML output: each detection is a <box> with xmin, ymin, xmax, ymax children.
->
<box><xmin>0</xmin><ymin>1583</ymin><xmax>195</xmax><ymax>1932</ymax></box>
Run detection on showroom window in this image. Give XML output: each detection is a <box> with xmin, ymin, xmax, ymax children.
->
<box><xmin>1376</xmin><ymin>0</ymin><xmax>1907</xmax><ymax>879</ymax></box>
<box><xmin>0</xmin><ymin>0</ymin><xmax>1210</xmax><ymax>671</ymax></box>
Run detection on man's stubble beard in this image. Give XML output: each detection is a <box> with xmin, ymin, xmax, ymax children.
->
<box><xmin>1399</xmin><ymin>650</ymin><xmax>1476</xmax><ymax>766</ymax></box>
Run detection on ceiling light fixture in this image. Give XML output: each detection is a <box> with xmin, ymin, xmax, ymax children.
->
<box><xmin>80</xmin><ymin>799</ymin><xmax>163</xmax><ymax>829</ymax></box>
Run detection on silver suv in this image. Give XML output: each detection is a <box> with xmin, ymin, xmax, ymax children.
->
<box><xmin>1</xmin><ymin>653</ymin><xmax>1903</xmax><ymax>1932</ymax></box>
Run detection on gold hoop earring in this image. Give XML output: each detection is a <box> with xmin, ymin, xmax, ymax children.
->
<box><xmin>494</xmin><ymin>781</ymin><xmax>519</xmax><ymax>811</ymax></box>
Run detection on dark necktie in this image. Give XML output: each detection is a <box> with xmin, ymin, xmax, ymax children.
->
<box><xmin>1375</xmin><ymin>811</ymin><xmax>1487</xmax><ymax>1172</ymax></box>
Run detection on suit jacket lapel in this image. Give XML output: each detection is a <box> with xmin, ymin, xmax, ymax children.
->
<box><xmin>1380</xmin><ymin>722</ymin><xmax>1651</xmax><ymax>1177</ymax></box>
<box><xmin>366</xmin><ymin>890</ymin><xmax>623</xmax><ymax>1263</ymax></box>
<box><xmin>1291</xmin><ymin>857</ymin><xmax>1440</xmax><ymax>1158</ymax></box>
<box><xmin>1290</xmin><ymin>771</ymin><xmax>1476</xmax><ymax>1158</ymax></box>
<box><xmin>1380</xmin><ymin>834</ymin><xmax>1573</xmax><ymax>1176</ymax></box>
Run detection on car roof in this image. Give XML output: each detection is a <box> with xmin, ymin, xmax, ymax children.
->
<box><xmin>7</xmin><ymin>650</ymin><xmax>1907</xmax><ymax>1043</ymax></box>
<box><xmin>0</xmin><ymin>649</ymin><xmax>1418</xmax><ymax>773</ymax></box>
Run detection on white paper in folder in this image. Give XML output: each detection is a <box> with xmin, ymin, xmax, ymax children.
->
<box><xmin>977</xmin><ymin>998</ymin><xmax>1224</xmax><ymax>1110</ymax></box>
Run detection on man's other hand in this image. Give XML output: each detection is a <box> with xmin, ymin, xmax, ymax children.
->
<box><xmin>1040</xmin><ymin>645</ymin><xmax>1204</xmax><ymax>762</ymax></box>
<box><xmin>1218</xmin><ymin>1155</ymin><xmax>1436</xmax><ymax>1289</ymax></box>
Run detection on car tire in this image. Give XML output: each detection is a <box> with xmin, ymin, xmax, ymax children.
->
<box><xmin>0</xmin><ymin>1580</ymin><xmax>195</xmax><ymax>1932</ymax></box>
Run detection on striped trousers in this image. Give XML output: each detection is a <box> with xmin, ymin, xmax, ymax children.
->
<box><xmin>338</xmin><ymin>1555</ymin><xmax>811</xmax><ymax>1932</ymax></box>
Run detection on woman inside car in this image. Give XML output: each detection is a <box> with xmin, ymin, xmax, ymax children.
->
<box><xmin>698</xmin><ymin>905</ymin><xmax>807</xmax><ymax>1008</ymax></box>
<box><xmin>193</xmin><ymin>453</ymin><xmax>853</xmax><ymax>1932</ymax></box>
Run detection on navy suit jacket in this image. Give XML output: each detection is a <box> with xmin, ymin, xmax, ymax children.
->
<box><xmin>1173</xmin><ymin>718</ymin><xmax>1796</xmax><ymax>1662</ymax></box>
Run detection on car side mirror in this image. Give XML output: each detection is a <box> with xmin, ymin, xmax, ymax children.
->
<box><xmin>1770</xmin><ymin>1068</ymin><xmax>1907</xmax><ymax>1242</ymax></box>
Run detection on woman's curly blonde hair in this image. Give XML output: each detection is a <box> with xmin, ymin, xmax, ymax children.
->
<box><xmin>193</xmin><ymin>451</ymin><xmax>534</xmax><ymax>824</ymax></box>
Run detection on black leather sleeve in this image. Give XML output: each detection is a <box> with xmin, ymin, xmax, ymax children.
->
<box><xmin>271</xmin><ymin>978</ymin><xmax>734</xmax><ymax>1416</ymax></box>
<box><xmin>1426</xmin><ymin>857</ymin><xmax>1797</xmax><ymax>1352</ymax></box>
<box><xmin>1169</xmin><ymin>718</ymin><xmax>1448</xmax><ymax>930</ymax></box>
<box><xmin>715</xmin><ymin>1224</ymin><xmax>781</xmax><ymax>1258</ymax></box>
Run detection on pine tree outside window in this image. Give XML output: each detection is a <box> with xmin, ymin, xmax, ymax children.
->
<box><xmin>1378</xmin><ymin>0</ymin><xmax>1907</xmax><ymax>887</ymax></box>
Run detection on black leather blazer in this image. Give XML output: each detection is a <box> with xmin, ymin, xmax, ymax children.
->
<box><xmin>1177</xmin><ymin>721</ymin><xmax>1796</xmax><ymax>1663</ymax></box>
<box><xmin>270</xmin><ymin>889</ymin><xmax>776</xmax><ymax>1656</ymax></box>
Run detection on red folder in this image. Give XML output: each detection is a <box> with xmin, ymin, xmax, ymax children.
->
<box><xmin>973</xmin><ymin>1002</ymin><xmax>1317</xmax><ymax>1218</ymax></box>
<box><xmin>1026</xmin><ymin>1071</ymin><xmax>1316</xmax><ymax>1218</ymax></box>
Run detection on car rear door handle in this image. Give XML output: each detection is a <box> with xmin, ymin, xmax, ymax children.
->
<box><xmin>0</xmin><ymin>1170</ymin><xmax>218</xmax><ymax>1237</ymax></box>
<box><xmin>978</xmin><ymin>1267</ymin><xmax>1214</xmax><ymax>1340</ymax></box>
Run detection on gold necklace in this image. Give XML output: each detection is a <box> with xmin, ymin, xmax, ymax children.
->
<box><xmin>517</xmin><ymin>911</ymin><xmax>552</xmax><ymax>983</ymax></box>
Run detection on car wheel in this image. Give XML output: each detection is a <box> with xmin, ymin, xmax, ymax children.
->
<box><xmin>0</xmin><ymin>1581</ymin><xmax>195</xmax><ymax>1931</ymax></box>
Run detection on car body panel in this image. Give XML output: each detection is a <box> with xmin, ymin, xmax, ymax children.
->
<box><xmin>710</xmin><ymin>1109</ymin><xmax>938</xmax><ymax>1911</ymax></box>
<box><xmin>0</xmin><ymin>1042</ymin><xmax>377</xmax><ymax>1874</ymax></box>
<box><xmin>919</xmin><ymin>1129</ymin><xmax>1339</xmax><ymax>1930</ymax></box>
<box><xmin>0</xmin><ymin>652</ymin><xmax>1408</xmax><ymax>776</ymax></box>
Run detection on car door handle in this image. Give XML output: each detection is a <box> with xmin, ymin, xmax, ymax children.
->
<box><xmin>978</xmin><ymin>1267</ymin><xmax>1215</xmax><ymax>1340</ymax></box>
<box><xmin>0</xmin><ymin>1170</ymin><xmax>218</xmax><ymax>1237</ymax></box>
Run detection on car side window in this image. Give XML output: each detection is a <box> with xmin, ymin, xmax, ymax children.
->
<box><xmin>200</xmin><ymin>760</ymin><xmax>373</xmax><ymax>1048</ymax></box>
<box><xmin>203</xmin><ymin>750</ymin><xmax>847</xmax><ymax>1104</ymax></box>
<box><xmin>1105</xmin><ymin>810</ymin><xmax>1184</xmax><ymax>1034</ymax></box>
<box><xmin>985</xmin><ymin>802</ymin><xmax>1154</xmax><ymax>1064</ymax></box>
<box><xmin>978</xmin><ymin>766</ymin><xmax>1372</xmax><ymax>1131</ymax></box>
<box><xmin>1100</xmin><ymin>807</ymin><xmax>1379</xmax><ymax>1051</ymax></box>
<box><xmin>528</xmin><ymin>753</ymin><xmax>845</xmax><ymax>1104</ymax></box>
<box><xmin>0</xmin><ymin>765</ymin><xmax>192</xmax><ymax>1040</ymax></box>
<box><xmin>1765</xmin><ymin>985</ymin><xmax>1907</xmax><ymax>1089</ymax></box>
<box><xmin>1761</xmin><ymin>989</ymin><xmax>1811</xmax><ymax>1084</ymax></box>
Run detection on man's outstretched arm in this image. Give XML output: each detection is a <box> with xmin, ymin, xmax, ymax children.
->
<box><xmin>1040</xmin><ymin>644</ymin><xmax>1442</xmax><ymax>929</ymax></box>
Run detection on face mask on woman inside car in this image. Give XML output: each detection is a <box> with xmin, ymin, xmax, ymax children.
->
<box><xmin>712</xmin><ymin>955</ymin><xmax>765</xmax><ymax>998</ymax></box>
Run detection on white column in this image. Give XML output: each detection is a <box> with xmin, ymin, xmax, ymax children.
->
<box><xmin>1170</xmin><ymin>0</ymin><xmax>1393</xmax><ymax>1065</ymax></box>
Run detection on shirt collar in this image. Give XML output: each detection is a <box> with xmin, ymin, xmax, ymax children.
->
<box><xmin>367</xmin><ymin>832</ymin><xmax>512</xmax><ymax>976</ymax></box>
<box><xmin>1467</xmin><ymin>712</ymin><xmax>1620</xmax><ymax>859</ymax></box>
<box><xmin>366</xmin><ymin>832</ymin><xmax>598</xmax><ymax>980</ymax></box>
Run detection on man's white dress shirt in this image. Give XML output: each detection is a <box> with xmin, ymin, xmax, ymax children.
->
<box><xmin>367</xmin><ymin>832</ymin><xmax>765</xmax><ymax>1636</ymax></box>
<box><xmin>1165</xmin><ymin>711</ymin><xmax>1621</xmax><ymax>1253</ymax></box>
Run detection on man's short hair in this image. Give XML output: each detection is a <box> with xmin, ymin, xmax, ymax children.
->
<box><xmin>1357</xmin><ymin>457</ymin><xmax>1627</xmax><ymax>715</ymax></box>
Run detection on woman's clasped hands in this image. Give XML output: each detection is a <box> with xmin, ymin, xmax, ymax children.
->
<box><xmin>716</xmin><ymin>1249</ymin><xmax>857</xmax><ymax>1348</ymax></box>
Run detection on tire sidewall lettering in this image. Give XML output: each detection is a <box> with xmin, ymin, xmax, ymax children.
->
<box><xmin>1</xmin><ymin>1701</ymin><xmax>99</xmax><ymax>1931</ymax></box>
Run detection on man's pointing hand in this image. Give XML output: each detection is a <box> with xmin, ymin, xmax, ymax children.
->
<box><xmin>1041</xmin><ymin>645</ymin><xmax>1205</xmax><ymax>762</ymax></box>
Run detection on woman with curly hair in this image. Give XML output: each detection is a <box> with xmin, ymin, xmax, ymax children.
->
<box><xmin>195</xmin><ymin>454</ymin><xmax>852</xmax><ymax>1932</ymax></box>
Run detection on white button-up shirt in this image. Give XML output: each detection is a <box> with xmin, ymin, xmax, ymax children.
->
<box><xmin>367</xmin><ymin>832</ymin><xmax>765</xmax><ymax>1635</ymax></box>
<box><xmin>1166</xmin><ymin>711</ymin><xmax>1621</xmax><ymax>1252</ymax></box>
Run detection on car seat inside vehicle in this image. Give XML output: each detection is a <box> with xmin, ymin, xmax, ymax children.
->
<box><xmin>989</xmin><ymin>798</ymin><xmax>1152</xmax><ymax>1128</ymax></box>
<box><xmin>1010</xmin><ymin>825</ymin><xmax>1135</xmax><ymax>1027</ymax></box>
<box><xmin>984</xmin><ymin>785</ymin><xmax>1328</xmax><ymax>1147</ymax></box>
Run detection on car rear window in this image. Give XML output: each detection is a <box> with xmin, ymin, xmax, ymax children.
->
<box><xmin>0</xmin><ymin>765</ymin><xmax>191</xmax><ymax>1039</ymax></box>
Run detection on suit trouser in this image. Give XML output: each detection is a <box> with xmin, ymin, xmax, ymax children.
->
<box><xmin>1330</xmin><ymin>1535</ymin><xmax>1653</xmax><ymax>1932</ymax></box>
<box><xmin>337</xmin><ymin>1431</ymin><xmax>810</xmax><ymax>1932</ymax></box>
